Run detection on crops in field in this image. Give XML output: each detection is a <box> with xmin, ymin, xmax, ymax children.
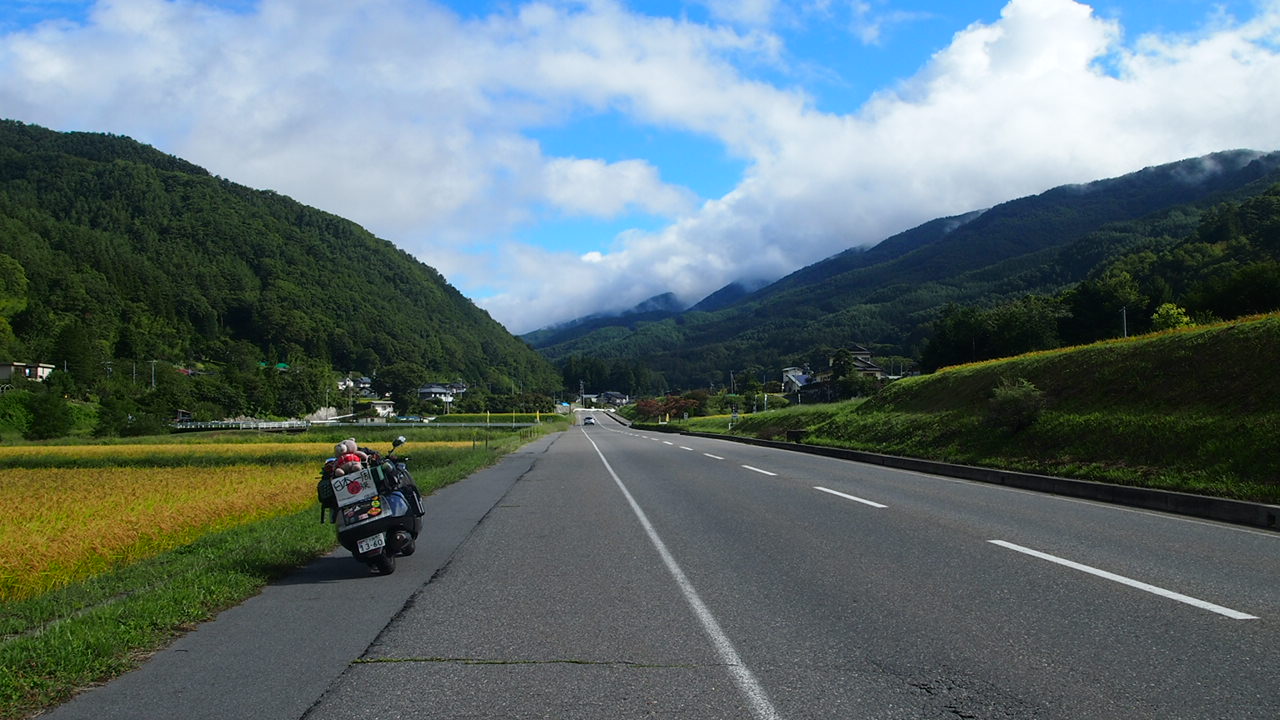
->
<box><xmin>0</xmin><ymin>427</ymin><xmax>561</xmax><ymax>720</ymax></box>
<box><xmin>0</xmin><ymin>441</ymin><xmax>471</xmax><ymax>469</ymax></box>
<box><xmin>0</xmin><ymin>441</ymin><xmax>467</xmax><ymax>601</ymax></box>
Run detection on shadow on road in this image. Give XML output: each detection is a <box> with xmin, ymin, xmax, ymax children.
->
<box><xmin>271</xmin><ymin>554</ymin><xmax>379</xmax><ymax>585</ymax></box>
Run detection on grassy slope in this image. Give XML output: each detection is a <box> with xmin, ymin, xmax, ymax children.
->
<box><xmin>665</xmin><ymin>314</ymin><xmax>1280</xmax><ymax>504</ymax></box>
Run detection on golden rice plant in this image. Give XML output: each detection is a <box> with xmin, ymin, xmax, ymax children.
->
<box><xmin>0</xmin><ymin>462</ymin><xmax>319</xmax><ymax>601</ymax></box>
<box><xmin>0</xmin><ymin>441</ymin><xmax>473</xmax><ymax>468</ymax></box>
<box><xmin>0</xmin><ymin>440</ymin><xmax>478</xmax><ymax>600</ymax></box>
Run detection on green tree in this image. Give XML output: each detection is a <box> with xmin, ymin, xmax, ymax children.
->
<box><xmin>838</xmin><ymin>373</ymin><xmax>881</xmax><ymax>399</ymax></box>
<box><xmin>51</xmin><ymin>321</ymin><xmax>104</xmax><ymax>397</ymax></box>
<box><xmin>275</xmin><ymin>360</ymin><xmax>333</xmax><ymax>418</ymax></box>
<box><xmin>920</xmin><ymin>304</ymin><xmax>987</xmax><ymax>371</ymax></box>
<box><xmin>94</xmin><ymin>391</ymin><xmax>140</xmax><ymax>437</ymax></box>
<box><xmin>983</xmin><ymin>296</ymin><xmax>1066</xmax><ymax>358</ymax></box>
<box><xmin>0</xmin><ymin>390</ymin><xmax>34</xmax><ymax>435</ymax></box>
<box><xmin>1150</xmin><ymin>303</ymin><xmax>1193</xmax><ymax>331</ymax></box>
<box><xmin>23</xmin><ymin>390</ymin><xmax>74</xmax><ymax>440</ymax></box>
<box><xmin>372</xmin><ymin>362</ymin><xmax>429</xmax><ymax>414</ymax></box>
<box><xmin>830</xmin><ymin>349</ymin><xmax>856</xmax><ymax>381</ymax></box>
<box><xmin>0</xmin><ymin>254</ymin><xmax>28</xmax><ymax>319</ymax></box>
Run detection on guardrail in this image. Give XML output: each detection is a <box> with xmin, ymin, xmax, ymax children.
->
<box><xmin>172</xmin><ymin>420</ymin><xmax>311</xmax><ymax>432</ymax></box>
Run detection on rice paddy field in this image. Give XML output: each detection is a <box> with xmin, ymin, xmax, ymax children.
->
<box><xmin>0</xmin><ymin>423</ymin><xmax>563</xmax><ymax>719</ymax></box>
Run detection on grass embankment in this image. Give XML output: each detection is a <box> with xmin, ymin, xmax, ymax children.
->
<box><xmin>663</xmin><ymin>315</ymin><xmax>1280</xmax><ymax>504</ymax></box>
<box><xmin>0</xmin><ymin>422</ymin><xmax>562</xmax><ymax>720</ymax></box>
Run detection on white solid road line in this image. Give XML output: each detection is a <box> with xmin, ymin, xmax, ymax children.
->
<box><xmin>741</xmin><ymin>465</ymin><xmax>777</xmax><ymax>476</ymax></box>
<box><xmin>581</xmin><ymin>432</ymin><xmax>782</xmax><ymax>720</ymax></box>
<box><xmin>989</xmin><ymin>540</ymin><xmax>1258</xmax><ymax>620</ymax></box>
<box><xmin>814</xmin><ymin>486</ymin><xmax>887</xmax><ymax>509</ymax></box>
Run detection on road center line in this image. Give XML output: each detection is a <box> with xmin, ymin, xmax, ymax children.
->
<box><xmin>989</xmin><ymin>540</ymin><xmax>1258</xmax><ymax>620</ymax></box>
<box><xmin>663</xmin><ymin>441</ymin><xmax>674</xmax><ymax>446</ymax></box>
<box><xmin>703</xmin><ymin>453</ymin><xmax>725</xmax><ymax>460</ymax></box>
<box><xmin>581</xmin><ymin>432</ymin><xmax>782</xmax><ymax>720</ymax></box>
<box><xmin>814</xmin><ymin>486</ymin><xmax>887</xmax><ymax>509</ymax></box>
<box><xmin>741</xmin><ymin>465</ymin><xmax>777</xmax><ymax>477</ymax></box>
<box><xmin>680</xmin><ymin>446</ymin><xmax>694</xmax><ymax>451</ymax></box>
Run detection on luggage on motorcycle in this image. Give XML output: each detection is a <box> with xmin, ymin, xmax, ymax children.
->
<box><xmin>370</xmin><ymin>462</ymin><xmax>399</xmax><ymax>493</ymax></box>
<box><xmin>316</xmin><ymin>457</ymin><xmax>339</xmax><ymax>517</ymax></box>
<box><xmin>317</xmin><ymin>476</ymin><xmax>337</xmax><ymax>510</ymax></box>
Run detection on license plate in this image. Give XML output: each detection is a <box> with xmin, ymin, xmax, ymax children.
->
<box><xmin>357</xmin><ymin>533</ymin><xmax>386</xmax><ymax>554</ymax></box>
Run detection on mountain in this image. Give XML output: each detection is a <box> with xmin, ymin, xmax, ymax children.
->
<box><xmin>0</xmin><ymin>119</ymin><xmax>561</xmax><ymax>393</ymax></box>
<box><xmin>520</xmin><ymin>291</ymin><xmax>688</xmax><ymax>349</ymax></box>
<box><xmin>689</xmin><ymin>278</ymin><xmax>772</xmax><ymax>312</ymax></box>
<box><xmin>527</xmin><ymin>150</ymin><xmax>1280</xmax><ymax>388</ymax></box>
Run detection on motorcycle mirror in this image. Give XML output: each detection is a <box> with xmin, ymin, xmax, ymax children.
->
<box><xmin>393</xmin><ymin>435</ymin><xmax>406</xmax><ymax>448</ymax></box>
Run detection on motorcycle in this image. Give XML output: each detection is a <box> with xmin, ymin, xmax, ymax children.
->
<box><xmin>317</xmin><ymin>436</ymin><xmax>424</xmax><ymax>575</ymax></box>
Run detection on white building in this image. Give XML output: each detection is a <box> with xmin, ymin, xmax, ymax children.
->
<box><xmin>0</xmin><ymin>362</ymin><xmax>55</xmax><ymax>382</ymax></box>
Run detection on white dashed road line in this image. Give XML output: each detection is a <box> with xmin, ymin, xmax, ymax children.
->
<box><xmin>814</xmin><ymin>486</ymin><xmax>887</xmax><ymax>509</ymax></box>
<box><xmin>989</xmin><ymin>540</ymin><xmax>1258</xmax><ymax>620</ymax></box>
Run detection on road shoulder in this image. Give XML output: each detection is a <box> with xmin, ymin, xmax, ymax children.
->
<box><xmin>40</xmin><ymin>433</ymin><xmax>561</xmax><ymax>720</ymax></box>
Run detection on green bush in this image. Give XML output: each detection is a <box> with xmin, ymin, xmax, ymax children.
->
<box><xmin>0</xmin><ymin>390</ymin><xmax>33</xmax><ymax>435</ymax></box>
<box><xmin>22</xmin><ymin>392</ymin><xmax>75</xmax><ymax>440</ymax></box>
<box><xmin>985</xmin><ymin>378</ymin><xmax>1046</xmax><ymax>433</ymax></box>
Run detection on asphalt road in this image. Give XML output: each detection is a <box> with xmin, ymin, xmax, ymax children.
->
<box><xmin>46</xmin><ymin>416</ymin><xmax>1280</xmax><ymax>719</ymax></box>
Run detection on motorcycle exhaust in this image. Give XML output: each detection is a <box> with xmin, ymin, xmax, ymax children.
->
<box><xmin>391</xmin><ymin>530</ymin><xmax>415</xmax><ymax>556</ymax></box>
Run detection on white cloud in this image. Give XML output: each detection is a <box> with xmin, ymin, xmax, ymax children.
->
<box><xmin>700</xmin><ymin>0</ymin><xmax>780</xmax><ymax>27</ymax></box>
<box><xmin>2</xmin><ymin>0</ymin><xmax>1280</xmax><ymax>336</ymax></box>
<box><xmin>489</xmin><ymin>0</ymin><xmax>1280</xmax><ymax>333</ymax></box>
<box><xmin>542</xmin><ymin>157</ymin><xmax>695</xmax><ymax>217</ymax></box>
<box><xmin>851</xmin><ymin>1</ymin><xmax>933</xmax><ymax>46</ymax></box>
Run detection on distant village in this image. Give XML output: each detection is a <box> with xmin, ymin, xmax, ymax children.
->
<box><xmin>1</xmin><ymin>343</ymin><xmax>913</xmax><ymax>423</ymax></box>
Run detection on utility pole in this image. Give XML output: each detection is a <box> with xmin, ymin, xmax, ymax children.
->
<box><xmin>149</xmin><ymin>360</ymin><xmax>157</xmax><ymax>389</ymax></box>
<box><xmin>1122</xmin><ymin>306</ymin><xmax>1128</xmax><ymax>338</ymax></box>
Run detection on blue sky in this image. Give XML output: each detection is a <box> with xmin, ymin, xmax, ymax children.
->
<box><xmin>1</xmin><ymin>0</ymin><xmax>1278</xmax><ymax>331</ymax></box>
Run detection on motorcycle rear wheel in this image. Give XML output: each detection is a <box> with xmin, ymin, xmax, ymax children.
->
<box><xmin>371</xmin><ymin>553</ymin><xmax>396</xmax><ymax>575</ymax></box>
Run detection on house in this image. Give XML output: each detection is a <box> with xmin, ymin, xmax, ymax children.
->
<box><xmin>371</xmin><ymin>399</ymin><xmax>396</xmax><ymax>417</ymax></box>
<box><xmin>812</xmin><ymin>346</ymin><xmax>885</xmax><ymax>383</ymax></box>
<box><xmin>417</xmin><ymin>382</ymin><xmax>467</xmax><ymax>403</ymax></box>
<box><xmin>0</xmin><ymin>362</ymin><xmax>56</xmax><ymax>383</ymax></box>
<box><xmin>784</xmin><ymin>347</ymin><xmax>884</xmax><ymax>393</ymax></box>
<box><xmin>599</xmin><ymin>391</ymin><xmax>629</xmax><ymax>406</ymax></box>
<box><xmin>338</xmin><ymin>376</ymin><xmax>375</xmax><ymax>397</ymax></box>
<box><xmin>781</xmin><ymin>367</ymin><xmax>810</xmax><ymax>393</ymax></box>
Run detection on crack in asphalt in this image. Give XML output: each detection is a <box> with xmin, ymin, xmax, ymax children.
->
<box><xmin>353</xmin><ymin>656</ymin><xmax>707</xmax><ymax>669</ymax></box>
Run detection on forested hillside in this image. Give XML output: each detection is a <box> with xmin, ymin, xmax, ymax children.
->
<box><xmin>920</xmin><ymin>183</ymin><xmax>1280</xmax><ymax>369</ymax></box>
<box><xmin>0</xmin><ymin>120</ymin><xmax>560</xmax><ymax>431</ymax></box>
<box><xmin>530</xmin><ymin>150</ymin><xmax>1280</xmax><ymax>388</ymax></box>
